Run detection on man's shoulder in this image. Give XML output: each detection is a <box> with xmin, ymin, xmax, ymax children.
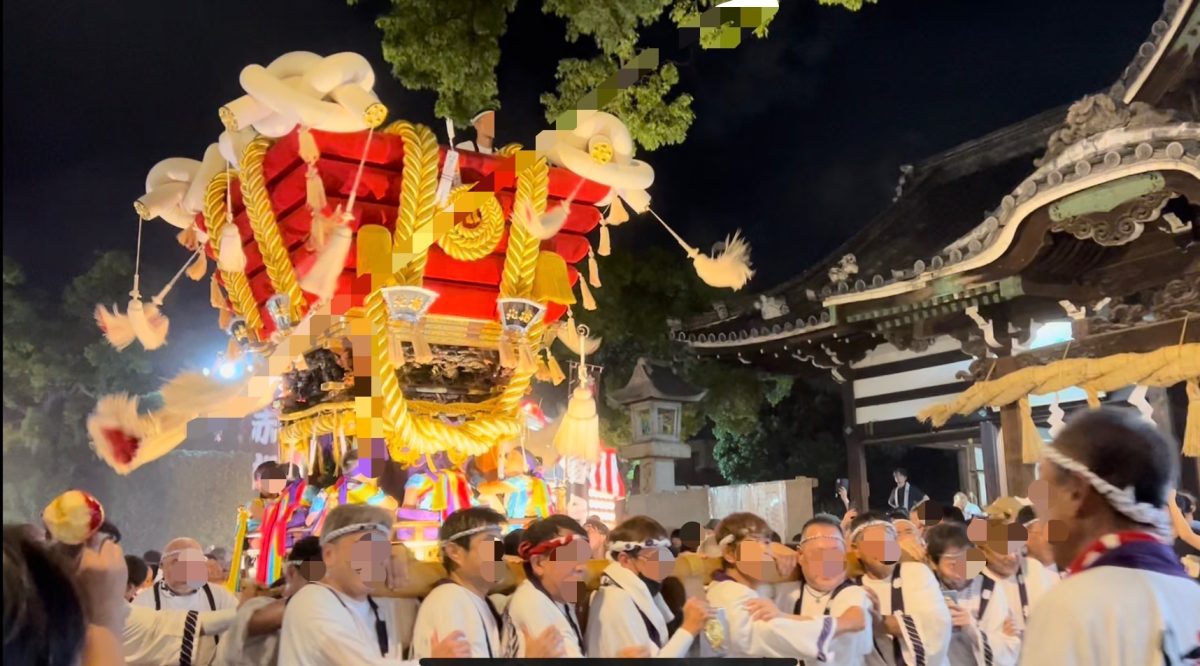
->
<box><xmin>131</xmin><ymin>586</ymin><xmax>156</xmax><ymax>607</ymax></box>
<box><xmin>208</xmin><ymin>583</ymin><xmax>239</xmax><ymax>606</ymax></box>
<box><xmin>421</xmin><ymin>581</ymin><xmax>477</xmax><ymax>607</ymax></box>
<box><xmin>899</xmin><ymin>561</ymin><xmax>937</xmax><ymax>583</ymax></box>
<box><xmin>706</xmin><ymin>579</ymin><xmax>755</xmax><ymax>605</ymax></box>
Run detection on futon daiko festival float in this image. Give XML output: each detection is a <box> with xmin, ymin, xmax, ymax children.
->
<box><xmin>85</xmin><ymin>51</ymin><xmax>754</xmax><ymax>589</ymax></box>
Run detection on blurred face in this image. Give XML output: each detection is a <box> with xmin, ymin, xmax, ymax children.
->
<box><xmin>1036</xmin><ymin>462</ymin><xmax>1085</xmax><ymax>570</ymax></box>
<box><xmin>967</xmin><ymin>518</ymin><xmax>1024</xmax><ymax>578</ymax></box>
<box><xmin>324</xmin><ymin>530</ymin><xmax>391</xmax><ymax>597</ymax></box>
<box><xmin>723</xmin><ymin>532</ymin><xmax>782</xmax><ymax>583</ymax></box>
<box><xmin>284</xmin><ymin>560</ymin><xmax>325</xmax><ymax>598</ymax></box>
<box><xmin>476</xmin><ymin>112</ymin><xmax>495</xmax><ymax>142</ymax></box>
<box><xmin>446</xmin><ymin>527</ymin><xmax>505</xmax><ymax>587</ymax></box>
<box><xmin>1024</xmin><ymin>520</ymin><xmax>1053</xmax><ymax>565</ymax></box>
<box><xmin>530</xmin><ymin>531</ymin><xmax>589</xmax><ymax>603</ymax></box>
<box><xmin>163</xmin><ymin>548</ymin><xmax>208</xmax><ymax>593</ymax></box>
<box><xmin>894</xmin><ymin>472</ymin><xmax>907</xmax><ymax>485</ymax></box>
<box><xmin>257</xmin><ymin>473</ymin><xmax>286</xmax><ymax>497</ymax></box>
<box><xmin>798</xmin><ymin>524</ymin><xmax>846</xmax><ymax>592</ymax></box>
<box><xmin>852</xmin><ymin>525</ymin><xmax>900</xmax><ymax>579</ymax></box>
<box><xmin>934</xmin><ymin>545</ymin><xmax>969</xmax><ymax>590</ymax></box>
<box><xmin>618</xmin><ymin>544</ymin><xmax>676</xmax><ymax>583</ymax></box>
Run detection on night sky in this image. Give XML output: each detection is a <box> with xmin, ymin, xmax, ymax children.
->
<box><xmin>3</xmin><ymin>0</ymin><xmax>1161</xmax><ymax>367</ymax></box>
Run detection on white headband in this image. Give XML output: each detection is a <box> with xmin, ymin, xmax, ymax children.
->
<box><xmin>607</xmin><ymin>538</ymin><xmax>671</xmax><ymax>559</ymax></box>
<box><xmin>440</xmin><ymin>524</ymin><xmax>501</xmax><ymax>546</ymax></box>
<box><xmin>849</xmin><ymin>520</ymin><xmax>896</xmax><ymax>544</ymax></box>
<box><xmin>799</xmin><ymin>533</ymin><xmax>845</xmax><ymax>547</ymax></box>
<box><xmin>1041</xmin><ymin>445</ymin><xmax>1173</xmax><ymax>540</ymax></box>
<box><xmin>319</xmin><ymin>522</ymin><xmax>390</xmax><ymax>546</ymax></box>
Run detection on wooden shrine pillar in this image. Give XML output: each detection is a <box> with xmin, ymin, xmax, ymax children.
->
<box><xmin>999</xmin><ymin>402</ymin><xmax>1035</xmax><ymax>497</ymax></box>
<box><xmin>841</xmin><ymin>368</ymin><xmax>869</xmax><ymax>508</ymax></box>
<box><xmin>993</xmin><ymin>311</ymin><xmax>1035</xmax><ymax>497</ymax></box>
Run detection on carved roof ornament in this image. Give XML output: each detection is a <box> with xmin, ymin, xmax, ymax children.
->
<box><xmin>1037</xmin><ymin>94</ymin><xmax>1178</xmax><ymax>167</ymax></box>
<box><xmin>828</xmin><ymin>254</ymin><xmax>859</xmax><ymax>284</ymax></box>
<box><xmin>883</xmin><ymin>328</ymin><xmax>936</xmax><ymax>353</ymax></box>
<box><xmin>1050</xmin><ymin>190</ymin><xmax>1173</xmax><ymax>246</ymax></box>
<box><xmin>754</xmin><ymin>294</ymin><xmax>790</xmax><ymax>320</ymax></box>
<box><xmin>712</xmin><ymin>301</ymin><xmax>729</xmax><ymax>319</ymax></box>
<box><xmin>1087</xmin><ymin>273</ymin><xmax>1200</xmax><ymax>334</ymax></box>
<box><xmin>893</xmin><ymin>164</ymin><xmax>915</xmax><ymax>202</ymax></box>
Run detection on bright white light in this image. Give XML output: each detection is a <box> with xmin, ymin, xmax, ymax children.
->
<box><xmin>202</xmin><ymin>367</ymin><xmax>211</xmax><ymax>376</ymax></box>
<box><xmin>218</xmin><ymin>362</ymin><xmax>238</xmax><ymax>379</ymax></box>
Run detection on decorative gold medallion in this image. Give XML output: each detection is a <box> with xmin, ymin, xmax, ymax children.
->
<box><xmin>704</xmin><ymin>617</ymin><xmax>726</xmax><ymax>654</ymax></box>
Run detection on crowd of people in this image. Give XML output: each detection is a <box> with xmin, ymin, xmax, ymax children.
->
<box><xmin>5</xmin><ymin>408</ymin><xmax>1200</xmax><ymax>665</ymax></box>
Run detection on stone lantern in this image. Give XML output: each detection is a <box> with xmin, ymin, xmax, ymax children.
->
<box><xmin>610</xmin><ymin>358</ymin><xmax>707</xmax><ymax>494</ymax></box>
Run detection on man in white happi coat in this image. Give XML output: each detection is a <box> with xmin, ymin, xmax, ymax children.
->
<box><xmin>848</xmin><ymin>511</ymin><xmax>951</xmax><ymax>666</ymax></box>
<box><xmin>586</xmin><ymin>515</ymin><xmax>711</xmax><ymax>658</ymax></box>
<box><xmin>1019</xmin><ymin>409</ymin><xmax>1200</xmax><ymax>665</ymax></box>
<box><xmin>774</xmin><ymin>514</ymin><xmax>874</xmax><ymax>666</ymax></box>
<box><xmin>278</xmin><ymin>504</ymin><xmax>468</xmax><ymax>665</ymax></box>
<box><xmin>131</xmin><ymin>537</ymin><xmax>239</xmax><ymax>665</ymax></box>
<box><xmin>703</xmin><ymin>512</ymin><xmax>866</xmax><ymax>661</ymax></box>
<box><xmin>501</xmin><ymin>515</ymin><xmax>590</xmax><ymax>657</ymax></box>
<box><xmin>940</xmin><ymin>517</ymin><xmax>1057</xmax><ymax>665</ymax></box>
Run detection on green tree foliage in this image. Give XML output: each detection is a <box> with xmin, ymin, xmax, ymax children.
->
<box><xmin>356</xmin><ymin>0</ymin><xmax>869</xmax><ymax>150</ymax></box>
<box><xmin>571</xmin><ymin>248</ymin><xmax>843</xmax><ymax>487</ymax></box>
<box><xmin>711</xmin><ymin>377</ymin><xmax>844</xmax><ymax>491</ymax></box>
<box><xmin>2</xmin><ymin>252</ymin><xmax>158</xmax><ymax>524</ymax></box>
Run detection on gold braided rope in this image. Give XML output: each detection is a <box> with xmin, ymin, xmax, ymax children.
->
<box><xmin>204</xmin><ymin>172</ymin><xmax>264</xmax><ymax>336</ymax></box>
<box><xmin>500</xmin><ymin>157</ymin><xmax>548</xmax><ymax>299</ymax></box>
<box><xmin>384</xmin><ymin>121</ymin><xmax>438</xmax><ymax>286</ymax></box>
<box><xmin>497</xmin><ymin>143</ymin><xmax>523</xmax><ymax>157</ymax></box>
<box><xmin>366</xmin><ymin>287</ymin><xmax>525</xmax><ymax>459</ymax></box>
<box><xmin>280</xmin><ymin>409</ymin><xmax>355</xmax><ymax>449</ymax></box>
<box><xmin>241</xmin><ymin>138</ymin><xmax>307</xmax><ymax>322</ymax></box>
<box><xmin>437</xmin><ymin>190</ymin><xmax>505</xmax><ymax>261</ymax></box>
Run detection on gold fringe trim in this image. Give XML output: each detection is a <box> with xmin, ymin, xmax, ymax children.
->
<box><xmin>241</xmin><ymin>138</ymin><xmax>307</xmax><ymax>322</ymax></box>
<box><xmin>204</xmin><ymin>172</ymin><xmax>264</xmax><ymax>337</ymax></box>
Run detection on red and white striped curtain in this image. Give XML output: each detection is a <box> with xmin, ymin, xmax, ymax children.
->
<box><xmin>589</xmin><ymin>447</ymin><xmax>625</xmax><ymax>499</ymax></box>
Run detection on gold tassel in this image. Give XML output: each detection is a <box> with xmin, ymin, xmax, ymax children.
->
<box><xmin>535</xmin><ymin>355</ymin><xmax>552</xmax><ymax>382</ymax></box>
<box><xmin>588</xmin><ymin>248</ymin><xmax>601</xmax><ymax>288</ymax></box>
<box><xmin>517</xmin><ymin>337</ymin><xmax>536</xmax><ymax>374</ymax></box>
<box><xmin>579</xmin><ymin>279</ymin><xmax>596</xmax><ymax>311</ymax></box>
<box><xmin>1184</xmin><ymin>379</ymin><xmax>1199</xmax><ymax>458</ymax></box>
<box><xmin>1084</xmin><ymin>388</ymin><xmax>1101</xmax><ymax>409</ymax></box>
<box><xmin>306</xmin><ymin>166</ymin><xmax>327</xmax><ymax>217</ymax></box>
<box><xmin>226</xmin><ymin>337</ymin><xmax>242</xmax><ymax>361</ymax></box>
<box><xmin>218</xmin><ymin>308</ymin><xmax>233</xmax><ymax>332</ymax></box>
<box><xmin>298</xmin><ymin>127</ymin><xmax>321</xmax><ymax>164</ymax></box>
<box><xmin>499</xmin><ymin>334</ymin><xmax>518</xmax><ymax>369</ymax></box>
<box><xmin>547</xmin><ymin>351</ymin><xmax>566</xmax><ymax>385</ymax></box>
<box><xmin>598</xmin><ymin>222</ymin><xmax>611</xmax><ymax>257</ymax></box>
<box><xmin>530</xmin><ymin>251</ymin><xmax>576</xmax><ymax>306</ymax></box>
<box><xmin>411</xmin><ymin>321</ymin><xmax>434</xmax><ymax>364</ymax></box>
<box><xmin>388</xmin><ymin>329</ymin><xmax>406</xmax><ymax>367</ymax></box>
<box><xmin>1019</xmin><ymin>397</ymin><xmax>1042</xmax><ymax>464</ymax></box>
<box><xmin>218</xmin><ymin>224</ymin><xmax>247</xmax><ymax>272</ymax></box>
<box><xmin>186</xmin><ymin>251</ymin><xmax>208</xmax><ymax>281</ymax></box>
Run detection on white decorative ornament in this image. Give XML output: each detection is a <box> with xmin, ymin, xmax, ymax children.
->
<box><xmin>827</xmin><ymin>254</ymin><xmax>858</xmax><ymax>284</ymax></box>
<box><xmin>221</xmin><ymin>51</ymin><xmax>385</xmax><ymax>139</ymax></box>
<box><xmin>1127</xmin><ymin>384</ymin><xmax>1155</xmax><ymax>424</ymax></box>
<box><xmin>1047</xmin><ymin>396</ymin><xmax>1067</xmax><ymax>438</ymax></box>
<box><xmin>535</xmin><ymin>111</ymin><xmax>655</xmax><ymax>213</ymax></box>
<box><xmin>755</xmin><ymin>295</ymin><xmax>789</xmax><ymax>320</ymax></box>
